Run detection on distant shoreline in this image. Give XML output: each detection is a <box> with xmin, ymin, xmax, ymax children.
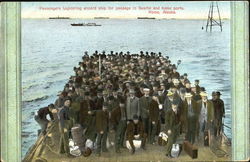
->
<box><xmin>21</xmin><ymin>17</ymin><xmax>230</xmax><ymax>20</ymax></box>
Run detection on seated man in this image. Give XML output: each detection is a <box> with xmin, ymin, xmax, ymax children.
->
<box><xmin>126</xmin><ymin>115</ymin><xmax>147</xmax><ymax>154</ymax></box>
<box><xmin>165</xmin><ymin>100</ymin><xmax>181</xmax><ymax>158</ymax></box>
<box><xmin>34</xmin><ymin>103</ymin><xmax>55</xmax><ymax>135</ymax></box>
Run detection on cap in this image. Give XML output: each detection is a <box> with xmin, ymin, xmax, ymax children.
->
<box><xmin>212</xmin><ymin>91</ymin><xmax>217</xmax><ymax>96</ymax></box>
<box><xmin>167</xmin><ymin>91</ymin><xmax>174</xmax><ymax>96</ymax></box>
<box><xmin>48</xmin><ymin>104</ymin><xmax>55</xmax><ymax>108</ymax></box>
<box><xmin>200</xmin><ymin>91</ymin><xmax>208</xmax><ymax>97</ymax></box>
<box><xmin>216</xmin><ymin>91</ymin><xmax>222</xmax><ymax>96</ymax></box>
<box><xmin>64</xmin><ymin>97</ymin><xmax>72</xmax><ymax>102</ymax></box>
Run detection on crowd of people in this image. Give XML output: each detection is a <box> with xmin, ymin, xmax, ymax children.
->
<box><xmin>34</xmin><ymin>51</ymin><xmax>225</xmax><ymax>158</ymax></box>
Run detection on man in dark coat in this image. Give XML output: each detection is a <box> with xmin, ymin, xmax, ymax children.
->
<box><xmin>34</xmin><ymin>104</ymin><xmax>55</xmax><ymax>135</ymax></box>
<box><xmin>148</xmin><ymin>94</ymin><xmax>160</xmax><ymax>144</ymax></box>
<box><xmin>57</xmin><ymin>97</ymin><xmax>72</xmax><ymax>156</ymax></box>
<box><xmin>110</xmin><ymin>99</ymin><xmax>127</xmax><ymax>153</ymax></box>
<box><xmin>94</xmin><ymin>103</ymin><xmax>109</xmax><ymax>156</ymax></box>
<box><xmin>79</xmin><ymin>92</ymin><xmax>96</xmax><ymax>142</ymax></box>
<box><xmin>212</xmin><ymin>91</ymin><xmax>225</xmax><ymax>137</ymax></box>
<box><xmin>139</xmin><ymin>88</ymin><xmax>152</xmax><ymax>140</ymax></box>
<box><xmin>184</xmin><ymin>93</ymin><xmax>199</xmax><ymax>144</ymax></box>
<box><xmin>126</xmin><ymin>114</ymin><xmax>147</xmax><ymax>154</ymax></box>
<box><xmin>165</xmin><ymin>100</ymin><xmax>181</xmax><ymax>158</ymax></box>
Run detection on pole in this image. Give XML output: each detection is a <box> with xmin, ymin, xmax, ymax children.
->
<box><xmin>216</xmin><ymin>2</ymin><xmax>223</xmax><ymax>32</ymax></box>
<box><xmin>99</xmin><ymin>55</ymin><xmax>101</xmax><ymax>77</ymax></box>
<box><xmin>206</xmin><ymin>3</ymin><xmax>212</xmax><ymax>32</ymax></box>
<box><xmin>210</xmin><ymin>2</ymin><xmax>214</xmax><ymax>32</ymax></box>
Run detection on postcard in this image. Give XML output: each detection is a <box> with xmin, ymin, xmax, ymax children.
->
<box><xmin>0</xmin><ymin>1</ymin><xmax>249</xmax><ymax>162</ymax></box>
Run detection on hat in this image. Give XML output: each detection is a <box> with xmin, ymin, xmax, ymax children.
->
<box><xmin>180</xmin><ymin>75</ymin><xmax>184</xmax><ymax>79</ymax></box>
<box><xmin>48</xmin><ymin>104</ymin><xmax>55</xmax><ymax>108</ymax></box>
<box><xmin>64</xmin><ymin>97</ymin><xmax>72</xmax><ymax>102</ymax></box>
<box><xmin>185</xmin><ymin>93</ymin><xmax>193</xmax><ymax>98</ymax></box>
<box><xmin>133</xmin><ymin>114</ymin><xmax>139</xmax><ymax>120</ymax></box>
<box><xmin>216</xmin><ymin>91</ymin><xmax>222</xmax><ymax>96</ymax></box>
<box><xmin>212</xmin><ymin>91</ymin><xmax>217</xmax><ymax>96</ymax></box>
<box><xmin>183</xmin><ymin>73</ymin><xmax>188</xmax><ymax>76</ymax></box>
<box><xmin>191</xmin><ymin>84</ymin><xmax>196</xmax><ymax>88</ymax></box>
<box><xmin>167</xmin><ymin>91</ymin><xmax>174</xmax><ymax>96</ymax></box>
<box><xmin>195</xmin><ymin>79</ymin><xmax>199</xmax><ymax>82</ymax></box>
<box><xmin>200</xmin><ymin>91</ymin><xmax>208</xmax><ymax>97</ymax></box>
<box><xmin>83</xmin><ymin>147</ymin><xmax>92</xmax><ymax>157</ymax></box>
<box><xmin>200</xmin><ymin>87</ymin><xmax>206</xmax><ymax>92</ymax></box>
<box><xmin>173</xmin><ymin>79</ymin><xmax>179</xmax><ymax>84</ymax></box>
<box><xmin>143</xmin><ymin>88</ymin><xmax>150</xmax><ymax>91</ymax></box>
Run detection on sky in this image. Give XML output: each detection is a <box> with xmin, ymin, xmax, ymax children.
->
<box><xmin>21</xmin><ymin>1</ymin><xmax>231</xmax><ymax>19</ymax></box>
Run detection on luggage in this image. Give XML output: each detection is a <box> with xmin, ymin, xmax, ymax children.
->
<box><xmin>171</xmin><ymin>144</ymin><xmax>181</xmax><ymax>158</ymax></box>
<box><xmin>183</xmin><ymin>140</ymin><xmax>198</xmax><ymax>159</ymax></box>
<box><xmin>71</xmin><ymin>124</ymin><xmax>84</xmax><ymax>149</ymax></box>
<box><xmin>204</xmin><ymin>130</ymin><xmax>209</xmax><ymax>146</ymax></box>
<box><xmin>158</xmin><ymin>132</ymin><xmax>168</xmax><ymax>146</ymax></box>
<box><xmin>158</xmin><ymin>136</ymin><xmax>167</xmax><ymax>146</ymax></box>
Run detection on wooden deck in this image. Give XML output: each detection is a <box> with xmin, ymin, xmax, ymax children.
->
<box><xmin>23</xmin><ymin>122</ymin><xmax>231</xmax><ymax>162</ymax></box>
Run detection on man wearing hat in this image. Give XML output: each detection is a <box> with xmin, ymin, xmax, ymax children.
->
<box><xmin>165</xmin><ymin>100</ymin><xmax>181</xmax><ymax>158</ymax></box>
<box><xmin>57</xmin><ymin>97</ymin><xmax>72</xmax><ymax>156</ymax></box>
<box><xmin>126</xmin><ymin>114</ymin><xmax>147</xmax><ymax>154</ymax></box>
<box><xmin>148</xmin><ymin>94</ymin><xmax>160</xmax><ymax>144</ymax></box>
<box><xmin>191</xmin><ymin>84</ymin><xmax>202</xmax><ymax>101</ymax></box>
<box><xmin>110</xmin><ymin>98</ymin><xmax>127</xmax><ymax>153</ymax></box>
<box><xmin>184</xmin><ymin>93</ymin><xmax>198</xmax><ymax>144</ymax></box>
<box><xmin>94</xmin><ymin>102</ymin><xmax>110</xmax><ymax>156</ymax></box>
<box><xmin>126</xmin><ymin>89</ymin><xmax>140</xmax><ymax>121</ymax></box>
<box><xmin>79</xmin><ymin>92</ymin><xmax>97</xmax><ymax>143</ymax></box>
<box><xmin>212</xmin><ymin>91</ymin><xmax>225</xmax><ymax>137</ymax></box>
<box><xmin>34</xmin><ymin>103</ymin><xmax>55</xmax><ymax>135</ymax></box>
<box><xmin>163</xmin><ymin>91</ymin><xmax>174</xmax><ymax>112</ymax></box>
<box><xmin>55</xmin><ymin>91</ymin><xmax>67</xmax><ymax>108</ymax></box>
<box><xmin>139</xmin><ymin>87</ymin><xmax>152</xmax><ymax>140</ymax></box>
<box><xmin>197</xmin><ymin>92</ymin><xmax>214</xmax><ymax>144</ymax></box>
<box><xmin>170</xmin><ymin>67</ymin><xmax>180</xmax><ymax>79</ymax></box>
<box><xmin>194</xmin><ymin>80</ymin><xmax>201</xmax><ymax>93</ymax></box>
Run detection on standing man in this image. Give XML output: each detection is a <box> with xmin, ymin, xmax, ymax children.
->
<box><xmin>197</xmin><ymin>92</ymin><xmax>214</xmax><ymax>144</ymax></box>
<box><xmin>212</xmin><ymin>91</ymin><xmax>225</xmax><ymax>137</ymax></box>
<box><xmin>95</xmin><ymin>103</ymin><xmax>109</xmax><ymax>156</ymax></box>
<box><xmin>126</xmin><ymin>115</ymin><xmax>147</xmax><ymax>154</ymax></box>
<box><xmin>139</xmin><ymin>88</ymin><xmax>152</xmax><ymax>140</ymax></box>
<box><xmin>34</xmin><ymin>104</ymin><xmax>55</xmax><ymax>135</ymax></box>
<box><xmin>165</xmin><ymin>100</ymin><xmax>181</xmax><ymax>158</ymax></box>
<box><xmin>126</xmin><ymin>89</ymin><xmax>140</xmax><ymax>121</ymax></box>
<box><xmin>184</xmin><ymin>93</ymin><xmax>198</xmax><ymax>144</ymax></box>
<box><xmin>57</xmin><ymin>97</ymin><xmax>72</xmax><ymax>156</ymax></box>
<box><xmin>148</xmin><ymin>94</ymin><xmax>160</xmax><ymax>144</ymax></box>
<box><xmin>110</xmin><ymin>99</ymin><xmax>127</xmax><ymax>153</ymax></box>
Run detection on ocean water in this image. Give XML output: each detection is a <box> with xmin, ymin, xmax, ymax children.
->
<box><xmin>21</xmin><ymin>18</ymin><xmax>231</xmax><ymax>158</ymax></box>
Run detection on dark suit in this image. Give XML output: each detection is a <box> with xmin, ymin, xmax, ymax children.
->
<box><xmin>183</xmin><ymin>99</ymin><xmax>198</xmax><ymax>144</ymax></box>
<box><xmin>165</xmin><ymin>109</ymin><xmax>180</xmax><ymax>155</ymax></box>
<box><xmin>126</xmin><ymin>121</ymin><xmax>147</xmax><ymax>150</ymax></box>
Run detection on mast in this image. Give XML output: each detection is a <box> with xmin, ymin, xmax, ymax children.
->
<box><xmin>205</xmin><ymin>1</ymin><xmax>223</xmax><ymax>32</ymax></box>
<box><xmin>99</xmin><ymin>55</ymin><xmax>101</xmax><ymax>77</ymax></box>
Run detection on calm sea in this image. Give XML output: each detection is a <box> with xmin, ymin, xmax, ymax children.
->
<box><xmin>21</xmin><ymin>18</ymin><xmax>231</xmax><ymax>158</ymax></box>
